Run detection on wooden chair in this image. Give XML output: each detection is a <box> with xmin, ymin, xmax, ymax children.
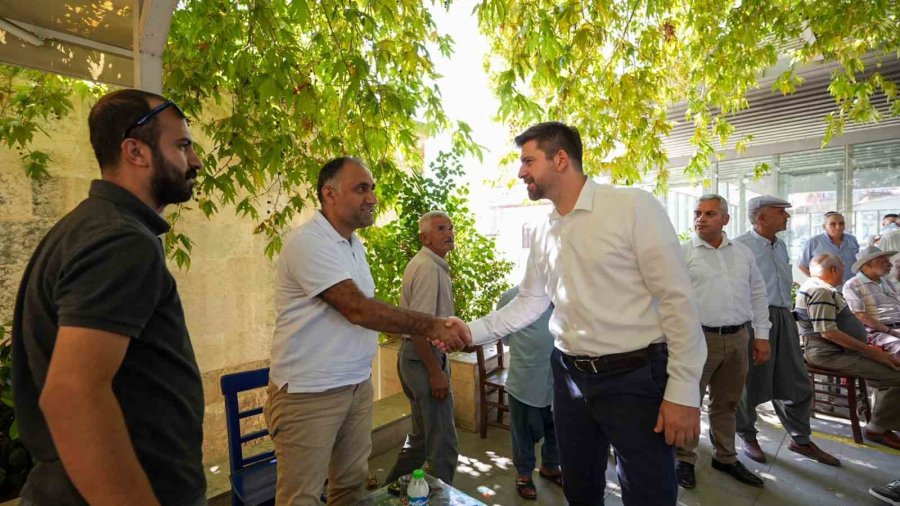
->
<box><xmin>806</xmin><ymin>363</ymin><xmax>872</xmax><ymax>444</ymax></box>
<box><xmin>476</xmin><ymin>340</ymin><xmax>510</xmax><ymax>438</ymax></box>
<box><xmin>220</xmin><ymin>368</ymin><xmax>277</xmax><ymax>506</ymax></box>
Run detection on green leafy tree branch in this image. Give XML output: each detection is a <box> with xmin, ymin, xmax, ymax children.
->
<box><xmin>476</xmin><ymin>0</ymin><xmax>899</xmax><ymax>193</ymax></box>
<box><xmin>361</xmin><ymin>152</ymin><xmax>513</xmax><ymax>326</ymax></box>
<box><xmin>163</xmin><ymin>0</ymin><xmax>482</xmax><ymax>260</ymax></box>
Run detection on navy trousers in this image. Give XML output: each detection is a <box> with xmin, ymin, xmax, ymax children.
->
<box><xmin>551</xmin><ymin>347</ymin><xmax>676</xmax><ymax>506</ymax></box>
<box><xmin>509</xmin><ymin>394</ymin><xmax>559</xmax><ymax>476</ymax></box>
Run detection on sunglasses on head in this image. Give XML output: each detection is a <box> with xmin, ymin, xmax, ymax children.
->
<box><xmin>122</xmin><ymin>100</ymin><xmax>185</xmax><ymax>141</ymax></box>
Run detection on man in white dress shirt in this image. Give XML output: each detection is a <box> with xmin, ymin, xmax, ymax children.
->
<box><xmin>455</xmin><ymin>122</ymin><xmax>707</xmax><ymax>506</ymax></box>
<box><xmin>675</xmin><ymin>195</ymin><xmax>770</xmax><ymax>490</ymax></box>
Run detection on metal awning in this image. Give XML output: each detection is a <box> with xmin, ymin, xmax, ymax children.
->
<box><xmin>0</xmin><ymin>0</ymin><xmax>176</xmax><ymax>92</ymax></box>
<box><xmin>664</xmin><ymin>53</ymin><xmax>900</xmax><ymax>169</ymax></box>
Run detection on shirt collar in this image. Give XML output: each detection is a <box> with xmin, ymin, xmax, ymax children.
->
<box><xmin>856</xmin><ymin>270</ymin><xmax>884</xmax><ymax>286</ymax></box>
<box><xmin>692</xmin><ymin>233</ymin><xmax>731</xmax><ymax>250</ymax></box>
<box><xmin>549</xmin><ymin>177</ymin><xmax>595</xmax><ymax>221</ymax></box>
<box><xmin>419</xmin><ymin>246</ymin><xmax>450</xmax><ymax>271</ymax></box>
<box><xmin>313</xmin><ymin>210</ymin><xmax>357</xmax><ymax>245</ymax></box>
<box><xmin>750</xmin><ymin>228</ymin><xmax>779</xmax><ymax>246</ymax></box>
<box><xmin>855</xmin><ymin>271</ymin><xmax>877</xmax><ymax>285</ymax></box>
<box><xmin>88</xmin><ymin>180</ymin><xmax>169</xmax><ymax>235</ymax></box>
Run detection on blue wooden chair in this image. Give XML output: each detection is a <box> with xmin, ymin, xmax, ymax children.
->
<box><xmin>220</xmin><ymin>367</ymin><xmax>277</xmax><ymax>506</ymax></box>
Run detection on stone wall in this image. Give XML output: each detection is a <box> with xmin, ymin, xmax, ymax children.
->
<box><xmin>0</xmin><ymin>95</ymin><xmax>310</xmax><ymax>465</ymax></box>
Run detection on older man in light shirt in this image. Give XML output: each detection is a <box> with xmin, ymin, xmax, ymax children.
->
<box><xmin>446</xmin><ymin>122</ymin><xmax>707</xmax><ymax>506</ymax></box>
<box><xmin>796</xmin><ymin>253</ymin><xmax>900</xmax><ymax>450</ymax></box>
<box><xmin>675</xmin><ymin>195</ymin><xmax>770</xmax><ymax>490</ymax></box>
<box><xmin>385</xmin><ymin>211</ymin><xmax>460</xmax><ymax>485</ymax></box>
<box><xmin>843</xmin><ymin>246</ymin><xmax>900</xmax><ymax>362</ymax></box>
<box><xmin>798</xmin><ymin>211</ymin><xmax>859</xmax><ymax>289</ymax></box>
<box><xmin>734</xmin><ymin>196</ymin><xmax>840</xmax><ymax>467</ymax></box>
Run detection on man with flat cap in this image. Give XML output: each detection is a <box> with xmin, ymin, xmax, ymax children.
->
<box><xmin>734</xmin><ymin>195</ymin><xmax>840</xmax><ymax>467</ymax></box>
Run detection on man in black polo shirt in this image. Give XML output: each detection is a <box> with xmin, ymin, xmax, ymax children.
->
<box><xmin>11</xmin><ymin>89</ymin><xmax>205</xmax><ymax>505</ymax></box>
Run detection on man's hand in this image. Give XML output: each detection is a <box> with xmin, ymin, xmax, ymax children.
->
<box><xmin>866</xmin><ymin>346</ymin><xmax>900</xmax><ymax>370</ymax></box>
<box><xmin>654</xmin><ymin>400</ymin><xmax>701</xmax><ymax>447</ymax></box>
<box><xmin>429</xmin><ymin>371</ymin><xmax>450</xmax><ymax>399</ymax></box>
<box><xmin>751</xmin><ymin>339</ymin><xmax>771</xmax><ymax>365</ymax></box>
<box><xmin>430</xmin><ymin>317</ymin><xmax>471</xmax><ymax>352</ymax></box>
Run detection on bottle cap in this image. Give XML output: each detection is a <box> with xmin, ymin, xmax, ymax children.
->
<box><xmin>412</xmin><ymin>469</ymin><xmax>425</xmax><ymax>479</ymax></box>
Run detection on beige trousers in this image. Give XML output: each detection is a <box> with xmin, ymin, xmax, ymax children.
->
<box><xmin>264</xmin><ymin>378</ymin><xmax>373</xmax><ymax>506</ymax></box>
<box><xmin>677</xmin><ymin>327</ymin><xmax>750</xmax><ymax>465</ymax></box>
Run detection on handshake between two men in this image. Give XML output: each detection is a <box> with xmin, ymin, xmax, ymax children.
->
<box><xmin>430</xmin><ymin>316</ymin><xmax>472</xmax><ymax>352</ymax></box>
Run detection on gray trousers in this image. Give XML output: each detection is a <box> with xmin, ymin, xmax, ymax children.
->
<box><xmin>806</xmin><ymin>345</ymin><xmax>900</xmax><ymax>432</ymax></box>
<box><xmin>736</xmin><ymin>306</ymin><xmax>813</xmax><ymax>444</ymax></box>
<box><xmin>385</xmin><ymin>340</ymin><xmax>459</xmax><ymax>484</ymax></box>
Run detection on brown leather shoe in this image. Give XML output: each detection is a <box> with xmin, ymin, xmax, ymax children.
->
<box><xmin>864</xmin><ymin>429</ymin><xmax>900</xmax><ymax>450</ymax></box>
<box><xmin>788</xmin><ymin>441</ymin><xmax>841</xmax><ymax>467</ymax></box>
<box><xmin>741</xmin><ymin>438</ymin><xmax>766</xmax><ymax>463</ymax></box>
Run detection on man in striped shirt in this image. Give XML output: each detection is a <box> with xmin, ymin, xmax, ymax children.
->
<box><xmin>795</xmin><ymin>253</ymin><xmax>900</xmax><ymax>450</ymax></box>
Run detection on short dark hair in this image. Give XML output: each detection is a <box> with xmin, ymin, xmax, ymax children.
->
<box><xmin>514</xmin><ymin>122</ymin><xmax>583</xmax><ymax>172</ymax></box>
<box><xmin>88</xmin><ymin>89</ymin><xmax>169</xmax><ymax>170</ymax></box>
<box><xmin>316</xmin><ymin>156</ymin><xmax>363</xmax><ymax>204</ymax></box>
<box><xmin>884</xmin><ymin>213</ymin><xmax>899</xmax><ymax>220</ymax></box>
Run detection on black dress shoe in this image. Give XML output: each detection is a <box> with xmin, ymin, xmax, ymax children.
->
<box><xmin>676</xmin><ymin>461</ymin><xmax>696</xmax><ymax>489</ymax></box>
<box><xmin>711</xmin><ymin>459</ymin><xmax>764</xmax><ymax>488</ymax></box>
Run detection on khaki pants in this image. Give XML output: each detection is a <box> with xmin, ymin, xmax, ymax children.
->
<box><xmin>264</xmin><ymin>379</ymin><xmax>373</xmax><ymax>506</ymax></box>
<box><xmin>806</xmin><ymin>345</ymin><xmax>900</xmax><ymax>433</ymax></box>
<box><xmin>677</xmin><ymin>327</ymin><xmax>750</xmax><ymax>465</ymax></box>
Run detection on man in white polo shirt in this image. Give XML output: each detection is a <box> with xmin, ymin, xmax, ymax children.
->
<box><xmin>453</xmin><ymin>122</ymin><xmax>707</xmax><ymax>506</ymax></box>
<box><xmin>264</xmin><ymin>157</ymin><xmax>470</xmax><ymax>506</ymax></box>
<box><xmin>675</xmin><ymin>194</ymin><xmax>770</xmax><ymax>490</ymax></box>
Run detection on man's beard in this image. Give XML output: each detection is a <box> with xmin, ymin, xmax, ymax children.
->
<box><xmin>150</xmin><ymin>146</ymin><xmax>196</xmax><ymax>206</ymax></box>
<box><xmin>526</xmin><ymin>182</ymin><xmax>545</xmax><ymax>201</ymax></box>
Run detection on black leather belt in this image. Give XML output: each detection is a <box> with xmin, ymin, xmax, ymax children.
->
<box><xmin>564</xmin><ymin>343</ymin><xmax>667</xmax><ymax>375</ymax></box>
<box><xmin>702</xmin><ymin>323</ymin><xmax>747</xmax><ymax>335</ymax></box>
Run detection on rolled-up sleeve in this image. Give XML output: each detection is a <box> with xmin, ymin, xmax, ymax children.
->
<box><xmin>632</xmin><ymin>192</ymin><xmax>707</xmax><ymax>408</ymax></box>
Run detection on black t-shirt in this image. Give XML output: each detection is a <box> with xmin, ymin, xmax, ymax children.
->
<box><xmin>11</xmin><ymin>180</ymin><xmax>205</xmax><ymax>505</ymax></box>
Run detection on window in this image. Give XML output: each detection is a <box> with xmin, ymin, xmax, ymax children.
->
<box><xmin>718</xmin><ymin>156</ymin><xmax>776</xmax><ymax>239</ymax></box>
<box><xmin>850</xmin><ymin>140</ymin><xmax>900</xmax><ymax>244</ymax></box>
<box><xmin>778</xmin><ymin>148</ymin><xmax>844</xmax><ymax>262</ymax></box>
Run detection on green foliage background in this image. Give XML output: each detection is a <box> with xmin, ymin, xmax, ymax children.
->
<box><xmin>361</xmin><ymin>152</ymin><xmax>513</xmax><ymax>324</ymax></box>
<box><xmin>476</xmin><ymin>0</ymin><xmax>899</xmax><ymax>192</ymax></box>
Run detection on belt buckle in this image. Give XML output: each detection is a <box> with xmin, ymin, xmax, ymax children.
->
<box><xmin>574</xmin><ymin>358</ymin><xmax>599</xmax><ymax>374</ymax></box>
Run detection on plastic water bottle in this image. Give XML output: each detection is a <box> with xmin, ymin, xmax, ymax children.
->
<box><xmin>407</xmin><ymin>468</ymin><xmax>428</xmax><ymax>505</ymax></box>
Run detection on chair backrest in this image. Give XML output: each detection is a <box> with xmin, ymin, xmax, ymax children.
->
<box><xmin>220</xmin><ymin>368</ymin><xmax>274</xmax><ymax>474</ymax></box>
<box><xmin>476</xmin><ymin>340</ymin><xmax>506</xmax><ymax>380</ymax></box>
